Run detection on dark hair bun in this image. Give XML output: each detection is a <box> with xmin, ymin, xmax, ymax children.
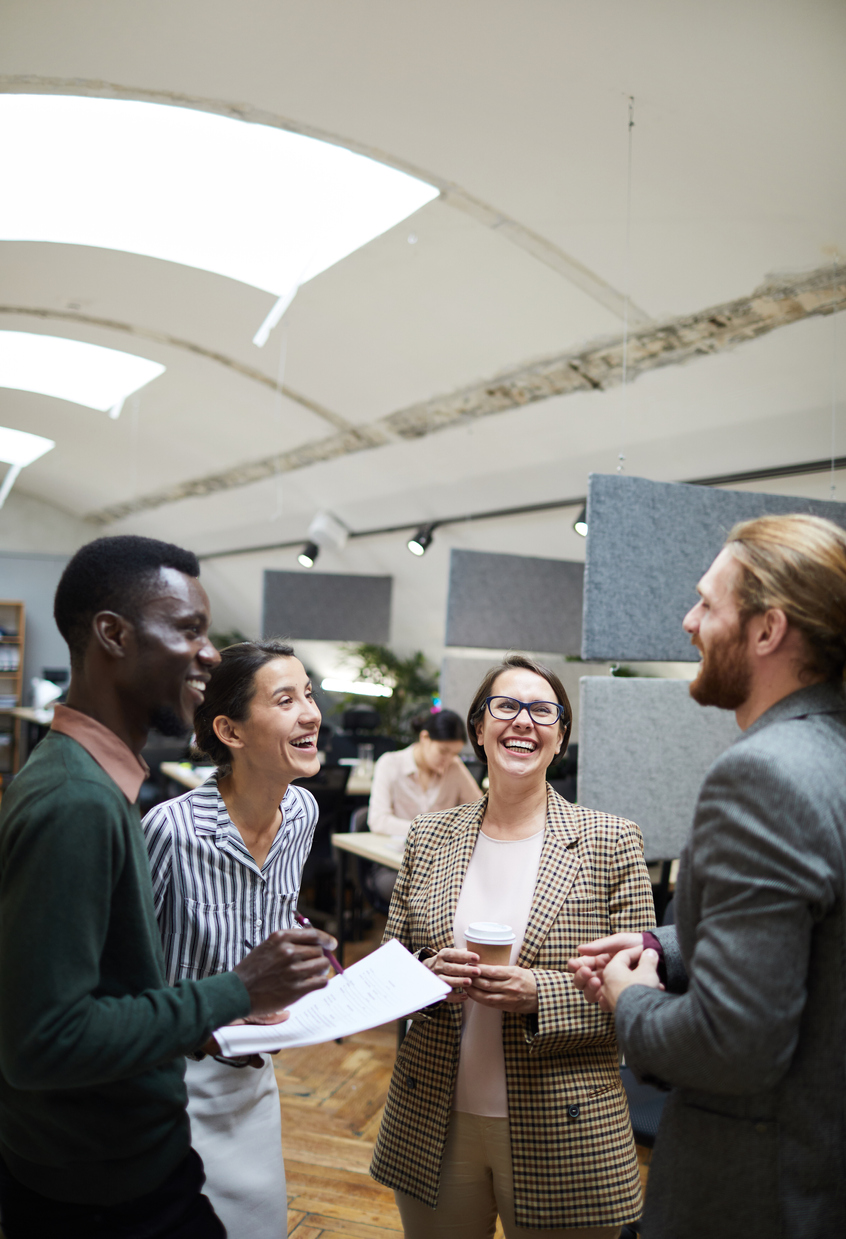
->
<box><xmin>411</xmin><ymin>708</ymin><xmax>467</xmax><ymax>743</ymax></box>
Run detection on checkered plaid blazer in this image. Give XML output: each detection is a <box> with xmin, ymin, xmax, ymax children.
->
<box><xmin>370</xmin><ymin>785</ymin><xmax>655</xmax><ymax>1229</ymax></box>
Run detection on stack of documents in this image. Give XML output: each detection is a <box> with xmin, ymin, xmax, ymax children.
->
<box><xmin>214</xmin><ymin>939</ymin><xmax>451</xmax><ymax>1055</ymax></box>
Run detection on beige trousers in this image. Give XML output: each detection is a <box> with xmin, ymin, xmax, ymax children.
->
<box><xmin>395</xmin><ymin>1111</ymin><xmax>623</xmax><ymax>1239</ymax></box>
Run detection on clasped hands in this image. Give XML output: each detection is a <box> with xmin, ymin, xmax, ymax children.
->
<box><xmin>566</xmin><ymin>932</ymin><xmax>663</xmax><ymax>1012</ymax></box>
<box><xmin>423</xmin><ymin>948</ymin><xmax>538</xmax><ymax>1013</ymax></box>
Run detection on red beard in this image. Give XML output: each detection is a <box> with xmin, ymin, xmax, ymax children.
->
<box><xmin>689</xmin><ymin>622</ymin><xmax>751</xmax><ymax>711</ymax></box>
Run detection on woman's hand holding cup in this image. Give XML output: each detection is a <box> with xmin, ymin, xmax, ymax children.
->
<box><xmin>466</xmin><ymin>964</ymin><xmax>539</xmax><ymax>1013</ymax></box>
<box><xmin>423</xmin><ymin>948</ymin><xmax>481</xmax><ymax>1002</ymax></box>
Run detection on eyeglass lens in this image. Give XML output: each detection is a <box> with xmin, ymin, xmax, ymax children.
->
<box><xmin>489</xmin><ymin>696</ymin><xmax>560</xmax><ymax>724</ymax></box>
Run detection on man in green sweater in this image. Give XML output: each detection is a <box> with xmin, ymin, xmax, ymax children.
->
<box><xmin>0</xmin><ymin>536</ymin><xmax>335</xmax><ymax>1238</ymax></box>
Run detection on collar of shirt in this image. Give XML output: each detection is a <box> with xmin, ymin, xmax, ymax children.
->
<box><xmin>50</xmin><ymin>704</ymin><xmax>150</xmax><ymax>803</ymax></box>
<box><xmin>191</xmin><ymin>776</ymin><xmax>293</xmax><ymax>874</ymax></box>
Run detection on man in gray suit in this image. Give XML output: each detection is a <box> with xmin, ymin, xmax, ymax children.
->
<box><xmin>569</xmin><ymin>512</ymin><xmax>846</xmax><ymax>1238</ymax></box>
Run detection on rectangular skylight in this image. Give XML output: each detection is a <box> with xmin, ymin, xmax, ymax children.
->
<box><xmin>0</xmin><ymin>425</ymin><xmax>55</xmax><ymax>467</ymax></box>
<box><xmin>0</xmin><ymin>332</ymin><xmax>165</xmax><ymax>416</ymax></box>
<box><xmin>0</xmin><ymin>95</ymin><xmax>440</xmax><ymax>300</ymax></box>
<box><xmin>0</xmin><ymin>425</ymin><xmax>54</xmax><ymax>509</ymax></box>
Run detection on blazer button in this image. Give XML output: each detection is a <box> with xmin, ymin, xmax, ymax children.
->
<box><xmin>406</xmin><ymin>1076</ymin><xmax>417</xmax><ymax>1091</ymax></box>
<box><xmin>567</xmin><ymin>1104</ymin><xmax>580</xmax><ymax>1119</ymax></box>
<box><xmin>754</xmin><ymin>1122</ymin><xmax>768</xmax><ymax>1134</ymax></box>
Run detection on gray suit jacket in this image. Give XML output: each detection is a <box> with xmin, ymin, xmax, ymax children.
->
<box><xmin>615</xmin><ymin>682</ymin><xmax>846</xmax><ymax>1239</ymax></box>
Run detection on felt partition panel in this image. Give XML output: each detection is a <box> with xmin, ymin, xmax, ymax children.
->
<box><xmin>440</xmin><ymin>654</ymin><xmax>612</xmax><ymax>744</ymax></box>
<box><xmin>445</xmin><ymin>549</ymin><xmax>584</xmax><ymax>654</ymax></box>
<box><xmin>262</xmin><ymin>570</ymin><xmax>392</xmax><ymax>642</ymax></box>
<box><xmin>582</xmin><ymin>474</ymin><xmax>846</xmax><ymax>661</ymax></box>
<box><xmin>577</xmin><ymin>677</ymin><xmax>740</xmax><ymax>860</ymax></box>
<box><xmin>0</xmin><ymin>552</ymin><xmax>71</xmax><ymax>699</ymax></box>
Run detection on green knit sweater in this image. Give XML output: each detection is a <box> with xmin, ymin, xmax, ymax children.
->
<box><xmin>0</xmin><ymin>730</ymin><xmax>250</xmax><ymax>1205</ymax></box>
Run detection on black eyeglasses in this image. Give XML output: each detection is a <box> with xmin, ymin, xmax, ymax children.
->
<box><xmin>484</xmin><ymin>696</ymin><xmax>567</xmax><ymax>726</ymax></box>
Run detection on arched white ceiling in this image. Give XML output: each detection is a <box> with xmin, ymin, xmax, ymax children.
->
<box><xmin>0</xmin><ymin>330</ymin><xmax>165</xmax><ymax>416</ymax></box>
<box><xmin>0</xmin><ymin>94</ymin><xmax>438</xmax><ymax>300</ymax></box>
<box><xmin>0</xmin><ymin>0</ymin><xmax>844</xmax><ymax>662</ymax></box>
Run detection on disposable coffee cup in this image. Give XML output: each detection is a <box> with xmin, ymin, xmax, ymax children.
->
<box><xmin>464</xmin><ymin>921</ymin><xmax>516</xmax><ymax>966</ymax></box>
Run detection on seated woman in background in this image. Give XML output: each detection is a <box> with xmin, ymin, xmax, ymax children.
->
<box><xmin>371</xmin><ymin>654</ymin><xmax>654</xmax><ymax>1239</ymax></box>
<box><xmin>368</xmin><ymin>707</ymin><xmax>481</xmax><ymax>839</ymax></box>
<box><xmin>143</xmin><ymin>639</ymin><xmax>324</xmax><ymax>1239</ymax></box>
<box><xmin>366</xmin><ymin>708</ymin><xmax>481</xmax><ymax>899</ymax></box>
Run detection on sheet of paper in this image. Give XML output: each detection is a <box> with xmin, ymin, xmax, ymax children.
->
<box><xmin>213</xmin><ymin>939</ymin><xmax>451</xmax><ymax>1055</ymax></box>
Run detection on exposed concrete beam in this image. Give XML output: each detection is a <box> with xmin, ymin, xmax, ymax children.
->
<box><xmin>83</xmin><ymin>263</ymin><xmax>846</xmax><ymax>525</ymax></box>
<box><xmin>0</xmin><ymin>75</ymin><xmax>649</xmax><ymax>325</ymax></box>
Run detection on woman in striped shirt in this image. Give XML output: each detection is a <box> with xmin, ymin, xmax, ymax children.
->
<box><xmin>143</xmin><ymin>638</ymin><xmax>323</xmax><ymax>1239</ymax></box>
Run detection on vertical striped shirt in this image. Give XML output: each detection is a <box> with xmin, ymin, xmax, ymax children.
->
<box><xmin>142</xmin><ymin>777</ymin><xmax>317</xmax><ymax>985</ymax></box>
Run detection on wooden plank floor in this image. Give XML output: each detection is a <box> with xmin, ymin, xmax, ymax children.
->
<box><xmin>276</xmin><ymin>921</ymin><xmax>648</xmax><ymax>1238</ymax></box>
<box><xmin>276</xmin><ymin>920</ymin><xmax>493</xmax><ymax>1238</ymax></box>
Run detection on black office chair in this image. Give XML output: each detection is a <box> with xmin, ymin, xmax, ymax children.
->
<box><xmin>349</xmin><ymin>804</ymin><xmax>394</xmax><ymax>922</ymax></box>
<box><xmin>296</xmin><ymin>765</ymin><xmax>352</xmax><ymax>913</ymax></box>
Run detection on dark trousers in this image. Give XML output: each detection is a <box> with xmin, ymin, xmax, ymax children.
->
<box><xmin>0</xmin><ymin>1148</ymin><xmax>226</xmax><ymax>1239</ymax></box>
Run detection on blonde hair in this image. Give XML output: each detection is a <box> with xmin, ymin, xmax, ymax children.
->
<box><xmin>725</xmin><ymin>513</ymin><xmax>846</xmax><ymax>681</ymax></box>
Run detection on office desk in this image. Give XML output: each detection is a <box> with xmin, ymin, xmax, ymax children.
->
<box><xmin>331</xmin><ymin>831</ymin><xmax>404</xmax><ymax>965</ymax></box>
<box><xmin>9</xmin><ymin>706</ymin><xmax>54</xmax><ymax>725</ymax></box>
<box><xmin>331</xmin><ymin>831</ymin><xmax>409</xmax><ymax>1048</ymax></box>
<box><xmin>159</xmin><ymin>762</ymin><xmax>215</xmax><ymax>791</ymax></box>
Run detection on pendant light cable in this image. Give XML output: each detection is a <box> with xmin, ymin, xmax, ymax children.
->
<box><xmin>617</xmin><ymin>96</ymin><xmax>635</xmax><ymax>473</ymax></box>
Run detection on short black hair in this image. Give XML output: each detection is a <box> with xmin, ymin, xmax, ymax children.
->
<box><xmin>193</xmin><ymin>639</ymin><xmax>296</xmax><ymax>776</ymax></box>
<box><xmin>54</xmin><ymin>535</ymin><xmax>200</xmax><ymax>664</ymax></box>
<box><xmin>409</xmin><ymin>708</ymin><xmax>467</xmax><ymax>743</ymax></box>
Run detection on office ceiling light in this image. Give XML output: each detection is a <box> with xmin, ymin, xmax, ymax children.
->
<box><xmin>0</xmin><ymin>331</ymin><xmax>165</xmax><ymax>418</ymax></box>
<box><xmin>297</xmin><ymin>541</ymin><xmax>319</xmax><ymax>569</ymax></box>
<box><xmin>0</xmin><ymin>425</ymin><xmax>55</xmax><ymax>509</ymax></box>
<box><xmin>0</xmin><ymin>96</ymin><xmax>439</xmax><ymax>344</ymax></box>
<box><xmin>320</xmin><ymin>678</ymin><xmax>393</xmax><ymax>698</ymax></box>
<box><xmin>573</xmin><ymin>506</ymin><xmax>588</xmax><ymax>537</ymax></box>
<box><xmin>407</xmin><ymin>523</ymin><xmax>435</xmax><ymax>556</ymax></box>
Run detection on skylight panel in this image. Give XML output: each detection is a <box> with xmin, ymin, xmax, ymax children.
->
<box><xmin>0</xmin><ymin>95</ymin><xmax>440</xmax><ymax>305</ymax></box>
<box><xmin>0</xmin><ymin>424</ymin><xmax>54</xmax><ymax>467</ymax></box>
<box><xmin>0</xmin><ymin>332</ymin><xmax>166</xmax><ymax>418</ymax></box>
<box><xmin>0</xmin><ymin>425</ymin><xmax>54</xmax><ymax>509</ymax></box>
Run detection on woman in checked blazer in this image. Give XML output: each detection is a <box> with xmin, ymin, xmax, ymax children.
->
<box><xmin>371</xmin><ymin>654</ymin><xmax>655</xmax><ymax>1239</ymax></box>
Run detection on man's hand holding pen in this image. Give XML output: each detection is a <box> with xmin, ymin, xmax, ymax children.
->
<box><xmin>200</xmin><ymin>924</ymin><xmax>338</xmax><ymax>1057</ymax></box>
<box><xmin>234</xmin><ymin>925</ymin><xmax>338</xmax><ymax>1017</ymax></box>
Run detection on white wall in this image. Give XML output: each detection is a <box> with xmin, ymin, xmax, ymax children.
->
<box><xmin>0</xmin><ymin>488</ymin><xmax>91</xmax><ymax>554</ymax></box>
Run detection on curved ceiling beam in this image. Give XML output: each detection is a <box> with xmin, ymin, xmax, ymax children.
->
<box><xmin>0</xmin><ymin>305</ymin><xmax>353</xmax><ymax>434</ymax></box>
<box><xmin>0</xmin><ymin>75</ymin><xmax>650</xmax><ymax>326</ymax></box>
<box><xmin>83</xmin><ymin>263</ymin><xmax>846</xmax><ymax>526</ymax></box>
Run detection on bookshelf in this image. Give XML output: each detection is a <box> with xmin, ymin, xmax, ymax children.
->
<box><xmin>0</xmin><ymin>601</ymin><xmax>25</xmax><ymax>781</ymax></box>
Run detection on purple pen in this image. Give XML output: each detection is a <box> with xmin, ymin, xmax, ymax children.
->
<box><xmin>293</xmin><ymin>910</ymin><xmax>345</xmax><ymax>975</ymax></box>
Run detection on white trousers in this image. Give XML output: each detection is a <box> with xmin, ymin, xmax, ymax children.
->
<box><xmin>185</xmin><ymin>1054</ymin><xmax>286</xmax><ymax>1239</ymax></box>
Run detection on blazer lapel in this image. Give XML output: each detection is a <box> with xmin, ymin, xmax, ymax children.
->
<box><xmin>518</xmin><ymin>786</ymin><xmax>583</xmax><ymax>968</ymax></box>
<box><xmin>427</xmin><ymin>797</ymin><xmax>486</xmax><ymax>952</ymax></box>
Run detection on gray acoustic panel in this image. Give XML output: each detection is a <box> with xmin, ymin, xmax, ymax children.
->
<box><xmin>582</xmin><ymin>474</ymin><xmax>846</xmax><ymax>661</ymax></box>
<box><xmin>0</xmin><ymin>553</ymin><xmax>71</xmax><ymax>702</ymax></box>
<box><xmin>577</xmin><ymin>677</ymin><xmax>740</xmax><ymax>860</ymax></box>
<box><xmin>262</xmin><ymin>570</ymin><xmax>392</xmax><ymax>642</ymax></box>
<box><xmin>446</xmin><ymin>549</ymin><xmax>584</xmax><ymax>654</ymax></box>
<box><xmin>441</xmin><ymin>654</ymin><xmax>613</xmax><ymax>745</ymax></box>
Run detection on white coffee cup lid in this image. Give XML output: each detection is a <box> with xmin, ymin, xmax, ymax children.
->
<box><xmin>465</xmin><ymin>921</ymin><xmax>516</xmax><ymax>944</ymax></box>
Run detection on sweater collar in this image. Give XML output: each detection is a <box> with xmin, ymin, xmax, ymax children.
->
<box><xmin>50</xmin><ymin>705</ymin><xmax>149</xmax><ymax>803</ymax></box>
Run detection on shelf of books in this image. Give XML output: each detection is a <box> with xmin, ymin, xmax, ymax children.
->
<box><xmin>0</xmin><ymin>600</ymin><xmax>26</xmax><ymax>785</ymax></box>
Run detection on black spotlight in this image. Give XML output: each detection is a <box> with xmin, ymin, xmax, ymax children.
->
<box><xmin>297</xmin><ymin>541</ymin><xmax>319</xmax><ymax>568</ymax></box>
<box><xmin>573</xmin><ymin>506</ymin><xmax>588</xmax><ymax>537</ymax></box>
<box><xmin>407</xmin><ymin>523</ymin><xmax>435</xmax><ymax>556</ymax></box>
